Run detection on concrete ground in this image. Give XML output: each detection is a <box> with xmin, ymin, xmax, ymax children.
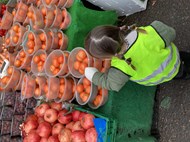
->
<box><xmin>120</xmin><ymin>0</ymin><xmax>190</xmax><ymax>141</ymax></box>
<box><xmin>82</xmin><ymin>0</ymin><xmax>190</xmax><ymax>141</ymax></box>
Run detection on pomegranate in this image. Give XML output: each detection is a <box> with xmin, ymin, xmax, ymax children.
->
<box><xmin>72</xmin><ymin>121</ymin><xmax>85</xmax><ymax>132</ymax></box>
<box><xmin>50</xmin><ymin>102</ymin><xmax>62</xmax><ymax>111</ymax></box>
<box><xmin>85</xmin><ymin>128</ymin><xmax>98</xmax><ymax>142</ymax></box>
<box><xmin>58</xmin><ymin>128</ymin><xmax>72</xmax><ymax>142</ymax></box>
<box><xmin>72</xmin><ymin>110</ymin><xmax>81</xmax><ymax>121</ymax></box>
<box><xmin>35</xmin><ymin>103</ymin><xmax>50</xmax><ymax>117</ymax></box>
<box><xmin>37</xmin><ymin>122</ymin><xmax>52</xmax><ymax>138</ymax></box>
<box><xmin>44</xmin><ymin>108</ymin><xmax>58</xmax><ymax>123</ymax></box>
<box><xmin>71</xmin><ymin>131</ymin><xmax>86</xmax><ymax>142</ymax></box>
<box><xmin>80</xmin><ymin>114</ymin><xmax>95</xmax><ymax>129</ymax></box>
<box><xmin>52</xmin><ymin>123</ymin><xmax>64</xmax><ymax>135</ymax></box>
<box><xmin>23</xmin><ymin>120</ymin><xmax>38</xmax><ymax>134</ymax></box>
<box><xmin>48</xmin><ymin>135</ymin><xmax>59</xmax><ymax>142</ymax></box>
<box><xmin>58</xmin><ymin>109</ymin><xmax>72</xmax><ymax>124</ymax></box>
<box><xmin>27</xmin><ymin>131</ymin><xmax>41</xmax><ymax>142</ymax></box>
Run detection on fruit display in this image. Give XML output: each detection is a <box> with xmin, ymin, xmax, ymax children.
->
<box><xmin>0</xmin><ymin>0</ymin><xmax>111</xmax><ymax>141</ymax></box>
<box><xmin>21</xmin><ymin>102</ymin><xmax>98</xmax><ymax>142</ymax></box>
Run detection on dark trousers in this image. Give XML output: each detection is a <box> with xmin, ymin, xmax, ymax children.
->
<box><xmin>174</xmin><ymin>51</ymin><xmax>190</xmax><ymax>79</ymax></box>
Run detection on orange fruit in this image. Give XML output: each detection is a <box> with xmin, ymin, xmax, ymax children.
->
<box><xmin>76</xmin><ymin>84</ymin><xmax>84</xmax><ymax>93</ymax></box>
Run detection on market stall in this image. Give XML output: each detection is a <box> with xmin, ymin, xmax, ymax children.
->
<box><xmin>0</xmin><ymin>0</ymin><xmax>157</xmax><ymax>141</ymax></box>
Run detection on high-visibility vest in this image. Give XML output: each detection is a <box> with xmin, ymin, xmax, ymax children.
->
<box><xmin>111</xmin><ymin>25</ymin><xmax>180</xmax><ymax>86</ymax></box>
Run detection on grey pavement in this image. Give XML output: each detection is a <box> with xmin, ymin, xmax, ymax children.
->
<box><xmin>124</xmin><ymin>0</ymin><xmax>190</xmax><ymax>141</ymax></box>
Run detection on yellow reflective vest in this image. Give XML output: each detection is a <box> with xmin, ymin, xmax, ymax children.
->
<box><xmin>111</xmin><ymin>25</ymin><xmax>180</xmax><ymax>86</ymax></box>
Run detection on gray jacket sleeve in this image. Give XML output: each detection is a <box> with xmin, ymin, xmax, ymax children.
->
<box><xmin>151</xmin><ymin>21</ymin><xmax>176</xmax><ymax>47</ymax></box>
<box><xmin>92</xmin><ymin>67</ymin><xmax>129</xmax><ymax>92</ymax></box>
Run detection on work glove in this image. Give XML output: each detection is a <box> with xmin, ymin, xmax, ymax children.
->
<box><xmin>85</xmin><ymin>67</ymin><xmax>98</xmax><ymax>82</ymax></box>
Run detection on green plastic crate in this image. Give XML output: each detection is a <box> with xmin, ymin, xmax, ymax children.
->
<box><xmin>75</xmin><ymin>107</ymin><xmax>117</xmax><ymax>142</ymax></box>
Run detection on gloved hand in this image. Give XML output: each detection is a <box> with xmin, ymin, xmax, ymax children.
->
<box><xmin>85</xmin><ymin>67</ymin><xmax>98</xmax><ymax>81</ymax></box>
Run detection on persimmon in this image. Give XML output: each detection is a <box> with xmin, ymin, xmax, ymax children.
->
<box><xmin>80</xmin><ymin>63</ymin><xmax>88</xmax><ymax>71</ymax></box>
<box><xmin>5</xmin><ymin>38</ymin><xmax>10</xmax><ymax>45</ymax></box>
<box><xmin>14</xmin><ymin>60</ymin><xmax>21</xmax><ymax>67</ymax></box>
<box><xmin>35</xmin><ymin>88</ymin><xmax>40</xmax><ymax>96</ymax></box>
<box><xmin>83</xmin><ymin>58</ymin><xmax>88</xmax><ymax>64</ymax></box>
<box><xmin>60</xmin><ymin>78</ymin><xmax>65</xmax><ymax>84</ymax></box>
<box><xmin>77</xmin><ymin>50</ymin><xmax>86</xmax><ymax>60</ymax></box>
<box><xmin>59</xmin><ymin>84</ymin><xmax>65</xmax><ymax>94</ymax></box>
<box><xmin>27</xmin><ymin>40</ymin><xmax>35</xmax><ymax>49</ymax></box>
<box><xmin>13</xmin><ymin>25</ymin><xmax>19</xmax><ymax>33</ymax></box>
<box><xmin>40</xmin><ymin>54</ymin><xmax>46</xmax><ymax>62</ymax></box>
<box><xmin>83</xmin><ymin>78</ymin><xmax>91</xmax><ymax>86</ymax></box>
<box><xmin>19</xmin><ymin>51</ymin><xmax>26</xmax><ymax>58</ymax></box>
<box><xmin>58</xmin><ymin>32</ymin><xmax>62</xmax><ymax>39</ymax></box>
<box><xmin>85</xmin><ymin>86</ymin><xmax>91</xmax><ymax>94</ymax></box>
<box><xmin>73</xmin><ymin>61</ymin><xmax>80</xmax><ymax>70</ymax></box>
<box><xmin>37</xmin><ymin>65</ymin><xmax>43</xmax><ymax>71</ymax></box>
<box><xmin>93</xmin><ymin>95</ymin><xmax>102</xmax><ymax>106</ymax></box>
<box><xmin>13</xmin><ymin>36</ymin><xmax>19</xmax><ymax>43</ymax></box>
<box><xmin>50</xmin><ymin>65</ymin><xmax>56</xmax><ymax>72</ymax></box>
<box><xmin>28</xmin><ymin>49</ymin><xmax>34</xmax><ymax>54</ymax></box>
<box><xmin>52</xmin><ymin>58</ymin><xmax>59</xmax><ymax>68</ymax></box>
<box><xmin>39</xmin><ymin>33</ymin><xmax>46</xmax><ymax>42</ymax></box>
<box><xmin>80</xmin><ymin>92</ymin><xmax>88</xmax><ymax>102</ymax></box>
<box><xmin>44</xmin><ymin>84</ymin><xmax>48</xmax><ymax>93</ymax></box>
<box><xmin>7</xmin><ymin>67</ymin><xmax>13</xmax><ymax>75</ymax></box>
<box><xmin>41</xmin><ymin>7</ymin><xmax>46</xmax><ymax>16</ymax></box>
<box><xmin>28</xmin><ymin>32</ymin><xmax>34</xmax><ymax>40</ymax></box>
<box><xmin>76</xmin><ymin>84</ymin><xmax>84</xmax><ymax>94</ymax></box>
<box><xmin>58</xmin><ymin>56</ymin><xmax>63</xmax><ymax>64</ymax></box>
<box><xmin>27</xmin><ymin>11</ymin><xmax>33</xmax><ymax>18</ymax></box>
<box><xmin>78</xmin><ymin>68</ymin><xmax>84</xmax><ymax>74</ymax></box>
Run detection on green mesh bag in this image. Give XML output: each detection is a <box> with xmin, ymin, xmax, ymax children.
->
<box><xmin>64</xmin><ymin>0</ymin><xmax>117</xmax><ymax>51</ymax></box>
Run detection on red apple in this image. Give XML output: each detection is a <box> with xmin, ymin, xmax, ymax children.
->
<box><xmin>58</xmin><ymin>128</ymin><xmax>72</xmax><ymax>142</ymax></box>
<box><xmin>50</xmin><ymin>102</ymin><xmax>62</xmax><ymax>111</ymax></box>
<box><xmin>23</xmin><ymin>120</ymin><xmax>38</xmax><ymax>134</ymax></box>
<box><xmin>72</xmin><ymin>121</ymin><xmax>85</xmax><ymax>132</ymax></box>
<box><xmin>78</xmin><ymin>112</ymin><xmax>87</xmax><ymax>121</ymax></box>
<box><xmin>35</xmin><ymin>103</ymin><xmax>50</xmax><ymax>117</ymax></box>
<box><xmin>85</xmin><ymin>128</ymin><xmax>98</xmax><ymax>142</ymax></box>
<box><xmin>58</xmin><ymin>109</ymin><xmax>72</xmax><ymax>124</ymax></box>
<box><xmin>25</xmin><ymin>114</ymin><xmax>38</xmax><ymax>122</ymax></box>
<box><xmin>72</xmin><ymin>110</ymin><xmax>81</xmax><ymax>121</ymax></box>
<box><xmin>48</xmin><ymin>135</ymin><xmax>59</xmax><ymax>142</ymax></box>
<box><xmin>80</xmin><ymin>114</ymin><xmax>95</xmax><ymax>129</ymax></box>
<box><xmin>37</xmin><ymin>122</ymin><xmax>52</xmax><ymax>138</ymax></box>
<box><xmin>44</xmin><ymin>108</ymin><xmax>58</xmax><ymax>123</ymax></box>
<box><xmin>52</xmin><ymin>123</ymin><xmax>64</xmax><ymax>135</ymax></box>
<box><xmin>23</xmin><ymin>137</ymin><xmax>28</xmax><ymax>142</ymax></box>
<box><xmin>71</xmin><ymin>131</ymin><xmax>86</xmax><ymax>142</ymax></box>
<box><xmin>66</xmin><ymin>121</ymin><xmax>74</xmax><ymax>130</ymax></box>
<box><xmin>38</xmin><ymin>117</ymin><xmax>45</xmax><ymax>124</ymax></box>
<box><xmin>27</xmin><ymin>131</ymin><xmax>41</xmax><ymax>142</ymax></box>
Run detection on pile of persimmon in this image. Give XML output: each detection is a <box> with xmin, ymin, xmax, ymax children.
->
<box><xmin>5</xmin><ymin>32</ymin><xmax>11</xmax><ymax>46</ymax></box>
<box><xmin>40</xmin><ymin>6</ymin><xmax>54</xmax><ymax>27</ymax></box>
<box><xmin>76</xmin><ymin>77</ymin><xmax>91</xmax><ymax>102</ymax></box>
<box><xmin>93</xmin><ymin>88</ymin><xmax>103</xmax><ymax>106</ymax></box>
<box><xmin>27</xmin><ymin>7</ymin><xmax>35</xmax><ymax>24</ymax></box>
<box><xmin>73</xmin><ymin>50</ymin><xmax>88</xmax><ymax>75</ymax></box>
<box><xmin>11</xmin><ymin>24</ymin><xmax>22</xmax><ymax>44</ymax></box>
<box><xmin>58</xmin><ymin>78</ymin><xmax>65</xmax><ymax>99</ymax></box>
<box><xmin>14</xmin><ymin>50</ymin><xmax>26</xmax><ymax>68</ymax></box>
<box><xmin>38</xmin><ymin>32</ymin><xmax>47</xmax><ymax>50</ymax></box>
<box><xmin>33</xmin><ymin>53</ymin><xmax>46</xmax><ymax>72</ymax></box>
<box><xmin>43</xmin><ymin>80</ymin><xmax>49</xmax><ymax>96</ymax></box>
<box><xmin>26</xmin><ymin>32</ymin><xmax>36</xmax><ymax>54</ymax></box>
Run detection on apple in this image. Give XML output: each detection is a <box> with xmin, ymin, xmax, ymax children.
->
<box><xmin>44</xmin><ymin>108</ymin><xmax>58</xmax><ymax>123</ymax></box>
<box><xmin>50</xmin><ymin>102</ymin><xmax>62</xmax><ymax>111</ymax></box>
<box><xmin>40</xmin><ymin>137</ymin><xmax>48</xmax><ymax>142</ymax></box>
<box><xmin>52</xmin><ymin>123</ymin><xmax>64</xmax><ymax>135</ymax></box>
<box><xmin>23</xmin><ymin>120</ymin><xmax>38</xmax><ymax>134</ymax></box>
<box><xmin>58</xmin><ymin>109</ymin><xmax>72</xmax><ymax>124</ymax></box>
<box><xmin>71</xmin><ymin>131</ymin><xmax>86</xmax><ymax>142</ymax></box>
<box><xmin>80</xmin><ymin>114</ymin><xmax>95</xmax><ymax>129</ymax></box>
<box><xmin>37</xmin><ymin>122</ymin><xmax>52</xmax><ymax>138</ymax></box>
<box><xmin>72</xmin><ymin>110</ymin><xmax>81</xmax><ymax>121</ymax></box>
<box><xmin>35</xmin><ymin>103</ymin><xmax>50</xmax><ymax>117</ymax></box>
<box><xmin>58</xmin><ymin>128</ymin><xmax>72</xmax><ymax>142</ymax></box>
<box><xmin>48</xmin><ymin>135</ymin><xmax>59</xmax><ymax>142</ymax></box>
<box><xmin>27</xmin><ymin>131</ymin><xmax>41</xmax><ymax>142</ymax></box>
<box><xmin>85</xmin><ymin>128</ymin><xmax>98</xmax><ymax>142</ymax></box>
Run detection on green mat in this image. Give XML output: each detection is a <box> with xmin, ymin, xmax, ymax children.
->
<box><xmin>65</xmin><ymin>0</ymin><xmax>117</xmax><ymax>51</ymax></box>
<box><xmin>65</xmin><ymin>0</ymin><xmax>157</xmax><ymax>142</ymax></box>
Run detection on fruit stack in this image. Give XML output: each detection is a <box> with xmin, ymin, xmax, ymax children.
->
<box><xmin>0</xmin><ymin>92</ymin><xmax>37</xmax><ymax>141</ymax></box>
<box><xmin>21</xmin><ymin>102</ymin><xmax>98</xmax><ymax>142</ymax></box>
<box><xmin>0</xmin><ymin>4</ymin><xmax>7</xmax><ymax>37</ymax></box>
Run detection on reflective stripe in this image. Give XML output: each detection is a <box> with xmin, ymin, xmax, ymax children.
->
<box><xmin>146</xmin><ymin>50</ymin><xmax>180</xmax><ymax>85</ymax></box>
<box><xmin>131</xmin><ymin>45</ymin><xmax>173</xmax><ymax>82</ymax></box>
